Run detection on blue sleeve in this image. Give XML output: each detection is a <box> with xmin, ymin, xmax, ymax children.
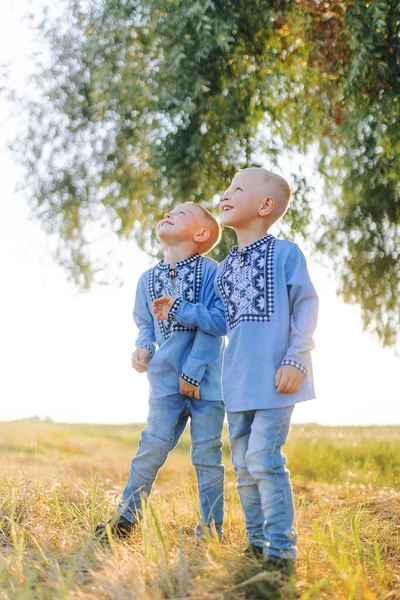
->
<box><xmin>133</xmin><ymin>273</ymin><xmax>157</xmax><ymax>359</ymax></box>
<box><xmin>180</xmin><ymin>330</ymin><xmax>223</xmax><ymax>387</ymax></box>
<box><xmin>169</xmin><ymin>264</ymin><xmax>227</xmax><ymax>336</ymax></box>
<box><xmin>281</xmin><ymin>245</ymin><xmax>318</xmax><ymax>377</ymax></box>
<box><xmin>178</xmin><ymin>261</ymin><xmax>224</xmax><ymax>385</ymax></box>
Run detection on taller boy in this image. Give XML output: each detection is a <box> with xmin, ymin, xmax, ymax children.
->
<box><xmin>154</xmin><ymin>168</ymin><xmax>319</xmax><ymax>569</ymax></box>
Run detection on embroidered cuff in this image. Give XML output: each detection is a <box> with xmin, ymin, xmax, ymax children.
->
<box><xmin>179</xmin><ymin>371</ymin><xmax>200</xmax><ymax>387</ymax></box>
<box><xmin>281</xmin><ymin>359</ymin><xmax>308</xmax><ymax>378</ymax></box>
<box><xmin>168</xmin><ymin>298</ymin><xmax>183</xmax><ymax>321</ymax></box>
<box><xmin>137</xmin><ymin>343</ymin><xmax>155</xmax><ymax>359</ymax></box>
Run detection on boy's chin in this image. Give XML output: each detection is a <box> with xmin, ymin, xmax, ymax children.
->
<box><xmin>220</xmin><ymin>214</ymin><xmax>238</xmax><ymax>228</ymax></box>
<box><xmin>156</xmin><ymin>228</ymin><xmax>172</xmax><ymax>242</ymax></box>
<box><xmin>157</xmin><ymin>229</ymin><xmax>188</xmax><ymax>245</ymax></box>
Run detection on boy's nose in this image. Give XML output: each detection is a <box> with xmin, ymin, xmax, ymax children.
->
<box><xmin>164</xmin><ymin>212</ymin><xmax>171</xmax><ymax>218</ymax></box>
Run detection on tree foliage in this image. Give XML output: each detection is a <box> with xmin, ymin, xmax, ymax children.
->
<box><xmin>12</xmin><ymin>0</ymin><xmax>400</xmax><ymax>348</ymax></box>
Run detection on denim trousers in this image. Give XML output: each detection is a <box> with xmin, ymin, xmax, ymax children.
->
<box><xmin>227</xmin><ymin>406</ymin><xmax>297</xmax><ymax>560</ymax></box>
<box><xmin>118</xmin><ymin>394</ymin><xmax>225</xmax><ymax>538</ymax></box>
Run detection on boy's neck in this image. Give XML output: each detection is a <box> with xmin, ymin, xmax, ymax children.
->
<box><xmin>236</xmin><ymin>224</ymin><xmax>271</xmax><ymax>250</ymax></box>
<box><xmin>163</xmin><ymin>242</ymin><xmax>198</xmax><ymax>266</ymax></box>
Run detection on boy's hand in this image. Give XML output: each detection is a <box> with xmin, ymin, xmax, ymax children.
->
<box><xmin>275</xmin><ymin>366</ymin><xmax>304</xmax><ymax>394</ymax></box>
<box><xmin>131</xmin><ymin>348</ymin><xmax>150</xmax><ymax>373</ymax></box>
<box><xmin>152</xmin><ymin>296</ymin><xmax>177</xmax><ymax>320</ymax></box>
<box><xmin>180</xmin><ymin>377</ymin><xmax>200</xmax><ymax>400</ymax></box>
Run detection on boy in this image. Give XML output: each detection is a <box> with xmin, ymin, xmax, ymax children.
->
<box><xmin>153</xmin><ymin>167</ymin><xmax>318</xmax><ymax>572</ymax></box>
<box><xmin>96</xmin><ymin>202</ymin><xmax>225</xmax><ymax>540</ymax></box>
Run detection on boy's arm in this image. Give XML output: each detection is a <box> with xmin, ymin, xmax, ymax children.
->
<box><xmin>133</xmin><ymin>274</ymin><xmax>157</xmax><ymax>359</ymax></box>
<box><xmin>155</xmin><ymin>267</ymin><xmax>227</xmax><ymax>336</ymax></box>
<box><xmin>178</xmin><ymin>264</ymin><xmax>225</xmax><ymax>393</ymax></box>
<box><xmin>280</xmin><ymin>244</ymin><xmax>319</xmax><ymax>378</ymax></box>
<box><xmin>179</xmin><ymin>329</ymin><xmax>224</xmax><ymax>392</ymax></box>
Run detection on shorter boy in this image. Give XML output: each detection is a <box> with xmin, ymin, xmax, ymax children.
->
<box><xmin>96</xmin><ymin>203</ymin><xmax>225</xmax><ymax>540</ymax></box>
<box><xmin>154</xmin><ymin>168</ymin><xmax>318</xmax><ymax>573</ymax></box>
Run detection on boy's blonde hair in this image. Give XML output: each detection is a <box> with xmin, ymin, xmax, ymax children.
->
<box><xmin>185</xmin><ymin>202</ymin><xmax>221</xmax><ymax>255</ymax></box>
<box><xmin>239</xmin><ymin>167</ymin><xmax>292</xmax><ymax>222</ymax></box>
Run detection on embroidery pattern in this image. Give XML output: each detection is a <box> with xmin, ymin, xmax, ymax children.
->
<box><xmin>136</xmin><ymin>343</ymin><xmax>156</xmax><ymax>359</ymax></box>
<box><xmin>217</xmin><ymin>235</ymin><xmax>275</xmax><ymax>330</ymax></box>
<box><xmin>168</xmin><ymin>298</ymin><xmax>183</xmax><ymax>321</ymax></box>
<box><xmin>179</xmin><ymin>371</ymin><xmax>200</xmax><ymax>387</ymax></box>
<box><xmin>281</xmin><ymin>359</ymin><xmax>308</xmax><ymax>378</ymax></box>
<box><xmin>149</xmin><ymin>255</ymin><xmax>203</xmax><ymax>340</ymax></box>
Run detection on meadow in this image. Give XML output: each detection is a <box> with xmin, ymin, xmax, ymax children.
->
<box><xmin>0</xmin><ymin>420</ymin><xmax>398</xmax><ymax>599</ymax></box>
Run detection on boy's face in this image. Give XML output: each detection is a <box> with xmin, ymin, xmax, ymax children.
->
<box><xmin>220</xmin><ymin>170</ymin><xmax>271</xmax><ymax>228</ymax></box>
<box><xmin>156</xmin><ymin>204</ymin><xmax>204</xmax><ymax>245</ymax></box>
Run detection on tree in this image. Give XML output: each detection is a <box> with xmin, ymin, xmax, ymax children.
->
<box><xmin>11</xmin><ymin>0</ymin><xmax>400</xmax><ymax>348</ymax></box>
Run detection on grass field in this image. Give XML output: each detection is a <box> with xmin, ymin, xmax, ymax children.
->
<box><xmin>0</xmin><ymin>421</ymin><xmax>399</xmax><ymax>599</ymax></box>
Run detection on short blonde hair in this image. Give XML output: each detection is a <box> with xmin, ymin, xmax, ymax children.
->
<box><xmin>239</xmin><ymin>167</ymin><xmax>292</xmax><ymax>221</ymax></box>
<box><xmin>185</xmin><ymin>202</ymin><xmax>222</xmax><ymax>254</ymax></box>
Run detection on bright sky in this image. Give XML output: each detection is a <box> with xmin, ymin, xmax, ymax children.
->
<box><xmin>1</xmin><ymin>1</ymin><xmax>399</xmax><ymax>426</ymax></box>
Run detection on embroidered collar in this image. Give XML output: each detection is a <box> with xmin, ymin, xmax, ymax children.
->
<box><xmin>230</xmin><ymin>234</ymin><xmax>275</xmax><ymax>256</ymax></box>
<box><xmin>158</xmin><ymin>253</ymin><xmax>200</xmax><ymax>271</ymax></box>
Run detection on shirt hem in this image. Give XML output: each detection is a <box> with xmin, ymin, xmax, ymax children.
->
<box><xmin>224</xmin><ymin>395</ymin><xmax>316</xmax><ymax>412</ymax></box>
<box><xmin>149</xmin><ymin>391</ymin><xmax>223</xmax><ymax>402</ymax></box>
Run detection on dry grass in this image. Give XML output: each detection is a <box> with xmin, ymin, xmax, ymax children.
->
<box><xmin>0</xmin><ymin>421</ymin><xmax>399</xmax><ymax>599</ymax></box>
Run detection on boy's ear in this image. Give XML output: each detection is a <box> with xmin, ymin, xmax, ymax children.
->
<box><xmin>259</xmin><ymin>196</ymin><xmax>275</xmax><ymax>217</ymax></box>
<box><xmin>194</xmin><ymin>228</ymin><xmax>211</xmax><ymax>243</ymax></box>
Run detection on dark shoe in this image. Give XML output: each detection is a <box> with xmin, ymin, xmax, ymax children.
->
<box><xmin>235</xmin><ymin>558</ymin><xmax>291</xmax><ymax>599</ymax></box>
<box><xmin>263</xmin><ymin>555</ymin><xmax>296</xmax><ymax>578</ymax></box>
<box><xmin>244</xmin><ymin>543</ymin><xmax>264</xmax><ymax>558</ymax></box>
<box><xmin>95</xmin><ymin>515</ymin><xmax>135</xmax><ymax>541</ymax></box>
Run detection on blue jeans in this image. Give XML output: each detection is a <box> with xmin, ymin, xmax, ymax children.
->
<box><xmin>118</xmin><ymin>394</ymin><xmax>225</xmax><ymax>538</ymax></box>
<box><xmin>227</xmin><ymin>406</ymin><xmax>297</xmax><ymax>561</ymax></box>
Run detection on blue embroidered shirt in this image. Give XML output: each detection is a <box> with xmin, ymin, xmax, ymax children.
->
<box><xmin>134</xmin><ymin>254</ymin><xmax>223</xmax><ymax>401</ymax></box>
<box><xmin>168</xmin><ymin>236</ymin><xmax>318</xmax><ymax>411</ymax></box>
